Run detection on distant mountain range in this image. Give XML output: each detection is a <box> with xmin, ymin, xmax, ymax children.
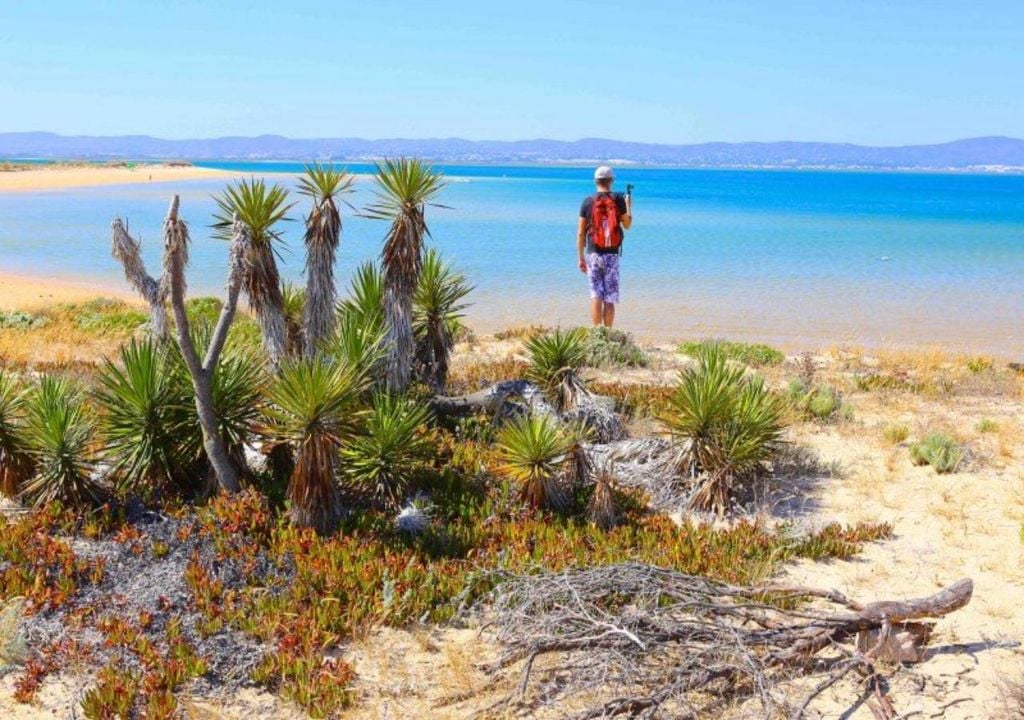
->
<box><xmin>2</xmin><ymin>132</ymin><xmax>1024</xmax><ymax>169</ymax></box>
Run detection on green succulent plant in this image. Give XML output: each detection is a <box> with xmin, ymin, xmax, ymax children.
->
<box><xmin>95</xmin><ymin>338</ymin><xmax>194</xmax><ymax>494</ymax></box>
<box><xmin>20</xmin><ymin>376</ymin><xmax>103</xmax><ymax>507</ymax></box>
<box><xmin>524</xmin><ymin>327</ymin><xmax>588</xmax><ymax>412</ymax></box>
<box><xmin>496</xmin><ymin>413</ymin><xmax>573</xmax><ymax>511</ymax></box>
<box><xmin>0</xmin><ymin>371</ymin><xmax>32</xmax><ymax>498</ymax></box>
<box><xmin>661</xmin><ymin>345</ymin><xmax>787</xmax><ymax>514</ymax></box>
<box><xmin>342</xmin><ymin>393</ymin><xmax>432</xmax><ymax>508</ymax></box>
<box><xmin>413</xmin><ymin>248</ymin><xmax>473</xmax><ymax>392</ymax></box>
<box><xmin>264</xmin><ymin>357</ymin><xmax>366</xmax><ymax>533</ymax></box>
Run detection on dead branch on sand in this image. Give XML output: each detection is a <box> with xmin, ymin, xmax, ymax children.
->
<box><xmin>481</xmin><ymin>563</ymin><xmax>972</xmax><ymax>719</ymax></box>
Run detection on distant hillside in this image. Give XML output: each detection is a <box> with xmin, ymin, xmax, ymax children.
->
<box><xmin>2</xmin><ymin>132</ymin><xmax>1023</xmax><ymax>169</ymax></box>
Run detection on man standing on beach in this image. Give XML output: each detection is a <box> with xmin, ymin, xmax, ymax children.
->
<box><xmin>578</xmin><ymin>166</ymin><xmax>632</xmax><ymax>327</ymax></box>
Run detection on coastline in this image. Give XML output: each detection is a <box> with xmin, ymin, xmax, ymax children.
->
<box><xmin>0</xmin><ymin>163</ymin><xmax>239</xmax><ymax>193</ymax></box>
<box><xmin>0</xmin><ymin>267</ymin><xmax>1020</xmax><ymax>360</ymax></box>
<box><xmin>0</xmin><ymin>270</ymin><xmax>135</xmax><ymax>310</ymax></box>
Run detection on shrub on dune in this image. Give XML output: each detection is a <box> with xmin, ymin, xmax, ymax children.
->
<box><xmin>661</xmin><ymin>345</ymin><xmax>787</xmax><ymax>514</ymax></box>
<box><xmin>413</xmin><ymin>248</ymin><xmax>473</xmax><ymax>392</ymax></box>
<box><xmin>909</xmin><ymin>434</ymin><xmax>963</xmax><ymax>474</ymax></box>
<box><xmin>786</xmin><ymin>379</ymin><xmax>846</xmax><ymax>422</ymax></box>
<box><xmin>264</xmin><ymin>357</ymin><xmax>366</xmax><ymax>533</ymax></box>
<box><xmin>0</xmin><ymin>372</ymin><xmax>32</xmax><ymax>498</ymax></box>
<box><xmin>679</xmin><ymin>339</ymin><xmax>784</xmax><ymax>368</ymax></box>
<box><xmin>496</xmin><ymin>414</ymin><xmax>573</xmax><ymax>512</ymax></box>
<box><xmin>342</xmin><ymin>393</ymin><xmax>432</xmax><ymax>509</ymax></box>
<box><xmin>525</xmin><ymin>327</ymin><xmax>588</xmax><ymax>412</ymax></box>
<box><xmin>95</xmin><ymin>338</ymin><xmax>194</xmax><ymax>495</ymax></box>
<box><xmin>20</xmin><ymin>376</ymin><xmax>103</xmax><ymax>507</ymax></box>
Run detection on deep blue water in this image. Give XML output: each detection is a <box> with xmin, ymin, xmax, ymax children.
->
<box><xmin>1</xmin><ymin>163</ymin><xmax>1022</xmax><ymax>351</ymax></box>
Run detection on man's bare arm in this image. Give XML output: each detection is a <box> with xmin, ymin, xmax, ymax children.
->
<box><xmin>577</xmin><ymin>217</ymin><xmax>588</xmax><ymax>273</ymax></box>
<box><xmin>621</xmin><ymin>194</ymin><xmax>633</xmax><ymax>229</ymax></box>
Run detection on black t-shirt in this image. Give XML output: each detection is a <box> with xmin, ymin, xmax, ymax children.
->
<box><xmin>580</xmin><ymin>191</ymin><xmax>628</xmax><ymax>253</ymax></box>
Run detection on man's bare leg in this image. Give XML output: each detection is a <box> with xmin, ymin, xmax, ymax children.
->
<box><xmin>603</xmin><ymin>303</ymin><xmax>615</xmax><ymax>328</ymax></box>
<box><xmin>590</xmin><ymin>298</ymin><xmax>604</xmax><ymax>326</ymax></box>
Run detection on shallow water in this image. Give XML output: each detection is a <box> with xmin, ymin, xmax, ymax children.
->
<box><xmin>1</xmin><ymin>163</ymin><xmax>1022</xmax><ymax>353</ymax></box>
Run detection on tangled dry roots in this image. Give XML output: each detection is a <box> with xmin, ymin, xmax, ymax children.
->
<box><xmin>480</xmin><ymin>563</ymin><xmax>972</xmax><ymax>720</ymax></box>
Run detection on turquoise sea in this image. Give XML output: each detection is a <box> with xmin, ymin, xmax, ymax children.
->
<box><xmin>1</xmin><ymin>163</ymin><xmax>1023</xmax><ymax>353</ymax></box>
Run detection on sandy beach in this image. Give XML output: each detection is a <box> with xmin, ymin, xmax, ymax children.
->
<box><xmin>0</xmin><ymin>163</ymin><xmax>237</xmax><ymax>193</ymax></box>
<box><xmin>0</xmin><ymin>271</ymin><xmax>134</xmax><ymax>310</ymax></box>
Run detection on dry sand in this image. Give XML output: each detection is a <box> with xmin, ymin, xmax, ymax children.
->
<box><xmin>0</xmin><ymin>163</ymin><xmax>237</xmax><ymax>193</ymax></box>
<box><xmin>0</xmin><ymin>271</ymin><xmax>135</xmax><ymax>310</ymax></box>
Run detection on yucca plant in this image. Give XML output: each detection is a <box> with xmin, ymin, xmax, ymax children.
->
<box><xmin>20</xmin><ymin>376</ymin><xmax>102</xmax><ymax>507</ymax></box>
<box><xmin>661</xmin><ymin>346</ymin><xmax>787</xmax><ymax>514</ymax></box>
<box><xmin>525</xmin><ymin>327</ymin><xmax>589</xmax><ymax>412</ymax></box>
<box><xmin>413</xmin><ymin>248</ymin><xmax>473</xmax><ymax>392</ymax></box>
<box><xmin>587</xmin><ymin>462</ymin><xmax>620</xmax><ymax>530</ymax></box>
<box><xmin>496</xmin><ymin>414</ymin><xmax>572</xmax><ymax>511</ymax></box>
<box><xmin>213</xmin><ymin>178</ymin><xmax>294</xmax><ymax>366</ymax></box>
<box><xmin>337</xmin><ymin>261</ymin><xmax>386</xmax><ymax>334</ymax></box>
<box><xmin>363</xmin><ymin>159</ymin><xmax>447</xmax><ymax>393</ymax></box>
<box><xmin>0</xmin><ymin>372</ymin><xmax>32</xmax><ymax>498</ymax></box>
<box><xmin>324</xmin><ymin>311</ymin><xmax>388</xmax><ymax>389</ymax></box>
<box><xmin>281</xmin><ymin>282</ymin><xmax>305</xmax><ymax>357</ymax></box>
<box><xmin>95</xmin><ymin>338</ymin><xmax>194</xmax><ymax>495</ymax></box>
<box><xmin>299</xmin><ymin>163</ymin><xmax>354</xmax><ymax>357</ymax></box>
<box><xmin>264</xmin><ymin>357</ymin><xmax>366</xmax><ymax>533</ymax></box>
<box><xmin>342</xmin><ymin>393</ymin><xmax>432</xmax><ymax>508</ymax></box>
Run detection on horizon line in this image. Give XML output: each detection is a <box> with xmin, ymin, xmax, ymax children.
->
<box><xmin>3</xmin><ymin>131</ymin><xmax>1023</xmax><ymax>149</ymax></box>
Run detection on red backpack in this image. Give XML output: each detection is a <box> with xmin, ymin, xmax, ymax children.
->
<box><xmin>589</xmin><ymin>193</ymin><xmax>623</xmax><ymax>252</ymax></box>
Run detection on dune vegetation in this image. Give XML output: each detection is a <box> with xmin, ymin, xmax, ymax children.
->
<box><xmin>0</xmin><ymin>161</ymin><xmax>1019</xmax><ymax>720</ymax></box>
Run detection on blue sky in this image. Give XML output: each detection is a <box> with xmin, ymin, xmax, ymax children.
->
<box><xmin>1</xmin><ymin>0</ymin><xmax>1021</xmax><ymax>144</ymax></box>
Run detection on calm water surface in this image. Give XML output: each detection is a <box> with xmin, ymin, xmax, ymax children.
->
<box><xmin>1</xmin><ymin>163</ymin><xmax>1022</xmax><ymax>353</ymax></box>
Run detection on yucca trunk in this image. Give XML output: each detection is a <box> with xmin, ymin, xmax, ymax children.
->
<box><xmin>0</xmin><ymin>451</ymin><xmax>31</xmax><ymax>498</ymax></box>
<box><xmin>303</xmin><ymin>198</ymin><xmax>341</xmax><ymax>357</ymax></box>
<box><xmin>161</xmin><ymin>196</ymin><xmax>247</xmax><ymax>494</ymax></box>
<box><xmin>244</xmin><ymin>244</ymin><xmax>288</xmax><ymax>367</ymax></box>
<box><xmin>417</xmin><ymin>320</ymin><xmax>451</xmax><ymax>393</ymax></box>
<box><xmin>288</xmin><ymin>433</ymin><xmax>341</xmax><ymax>534</ymax></box>
<box><xmin>382</xmin><ymin>214</ymin><xmax>424</xmax><ymax>394</ymax></box>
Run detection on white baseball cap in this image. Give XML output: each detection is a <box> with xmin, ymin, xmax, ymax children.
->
<box><xmin>594</xmin><ymin>165</ymin><xmax>614</xmax><ymax>181</ymax></box>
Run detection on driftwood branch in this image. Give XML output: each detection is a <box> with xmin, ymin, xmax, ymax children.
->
<box><xmin>480</xmin><ymin>563</ymin><xmax>973</xmax><ymax>719</ymax></box>
<box><xmin>430</xmin><ymin>380</ymin><xmax>625</xmax><ymax>442</ymax></box>
<box><xmin>110</xmin><ymin>218</ymin><xmax>168</xmax><ymax>340</ymax></box>
<box><xmin>430</xmin><ymin>380</ymin><xmax>558</xmax><ymax>419</ymax></box>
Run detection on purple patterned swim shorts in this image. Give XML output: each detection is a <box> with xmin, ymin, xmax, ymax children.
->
<box><xmin>586</xmin><ymin>252</ymin><xmax>620</xmax><ymax>304</ymax></box>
